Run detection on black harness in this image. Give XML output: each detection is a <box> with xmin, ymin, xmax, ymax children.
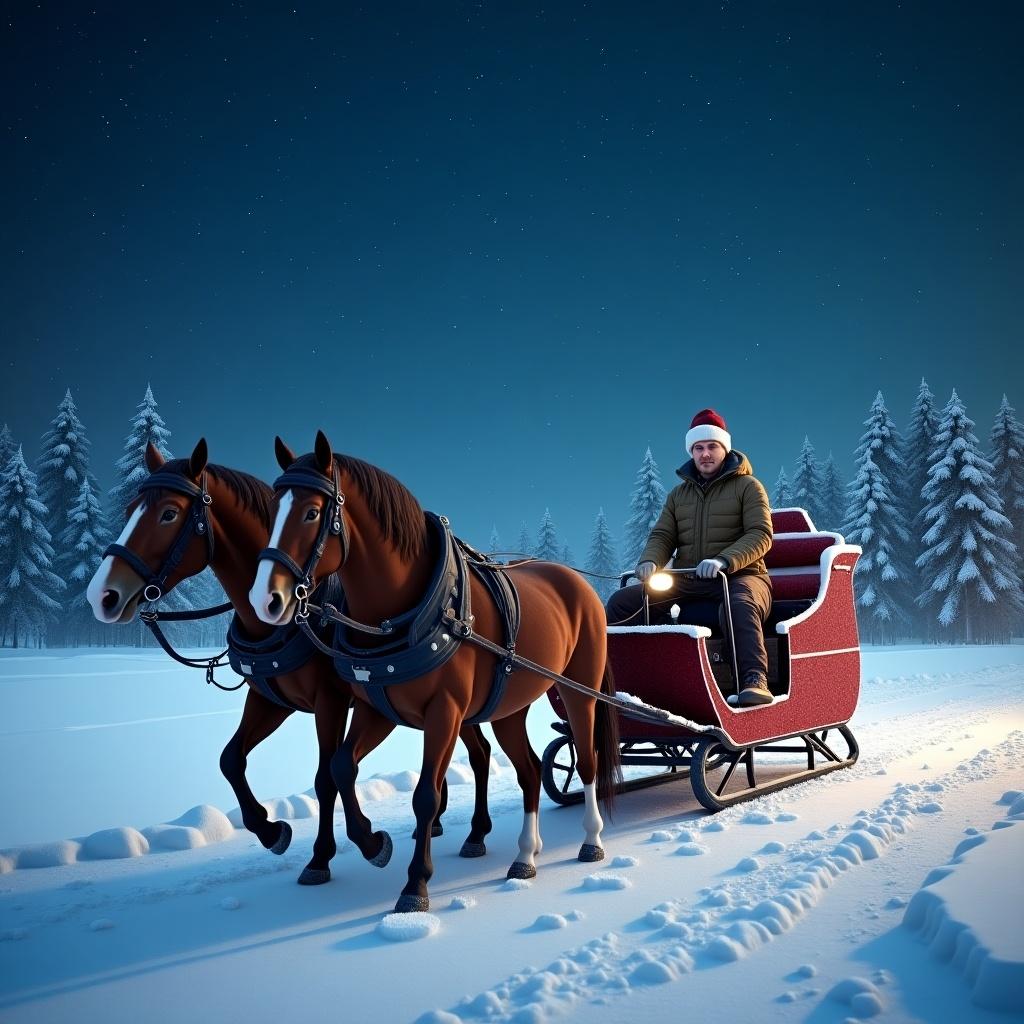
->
<box><xmin>264</xmin><ymin>464</ymin><xmax>522</xmax><ymax>728</ymax></box>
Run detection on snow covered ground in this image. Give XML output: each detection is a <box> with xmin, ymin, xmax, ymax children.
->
<box><xmin>1</xmin><ymin>645</ymin><xmax>1022</xmax><ymax>1023</ymax></box>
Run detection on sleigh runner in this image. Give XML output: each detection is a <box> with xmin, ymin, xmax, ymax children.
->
<box><xmin>542</xmin><ymin>508</ymin><xmax>863</xmax><ymax>810</ymax></box>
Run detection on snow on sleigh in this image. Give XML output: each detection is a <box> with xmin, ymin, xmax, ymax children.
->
<box><xmin>542</xmin><ymin>508</ymin><xmax>863</xmax><ymax>810</ymax></box>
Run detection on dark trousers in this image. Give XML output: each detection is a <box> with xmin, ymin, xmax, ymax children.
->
<box><xmin>605</xmin><ymin>573</ymin><xmax>773</xmax><ymax>680</ymax></box>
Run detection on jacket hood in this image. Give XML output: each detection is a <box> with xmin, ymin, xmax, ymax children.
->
<box><xmin>676</xmin><ymin>449</ymin><xmax>753</xmax><ymax>484</ymax></box>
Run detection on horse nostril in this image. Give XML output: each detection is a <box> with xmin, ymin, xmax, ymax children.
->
<box><xmin>268</xmin><ymin>593</ymin><xmax>284</xmax><ymax>618</ymax></box>
<box><xmin>101</xmin><ymin>589</ymin><xmax>120</xmax><ymax>611</ymax></box>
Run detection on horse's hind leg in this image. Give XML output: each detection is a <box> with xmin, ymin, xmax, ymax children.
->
<box><xmin>397</xmin><ymin>701</ymin><xmax>462</xmax><ymax>913</ymax></box>
<box><xmin>491</xmin><ymin>707</ymin><xmax>542</xmax><ymax>879</ymax></box>
<box><xmin>457</xmin><ymin>724</ymin><xmax>492</xmax><ymax>857</ymax></box>
<box><xmin>331</xmin><ymin>700</ymin><xmax>397</xmax><ymax>867</ymax></box>
<box><xmin>219</xmin><ymin>689</ymin><xmax>294</xmax><ymax>854</ymax></box>
<box><xmin>299</xmin><ymin>687</ymin><xmax>352</xmax><ymax>885</ymax></box>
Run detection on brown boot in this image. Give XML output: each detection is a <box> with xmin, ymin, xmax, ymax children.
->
<box><xmin>737</xmin><ymin>671</ymin><xmax>773</xmax><ymax>707</ymax></box>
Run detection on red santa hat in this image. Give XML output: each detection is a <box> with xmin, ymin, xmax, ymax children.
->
<box><xmin>685</xmin><ymin>408</ymin><xmax>732</xmax><ymax>454</ymax></box>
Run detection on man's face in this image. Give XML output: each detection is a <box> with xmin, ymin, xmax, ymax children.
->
<box><xmin>692</xmin><ymin>440</ymin><xmax>727</xmax><ymax>479</ymax></box>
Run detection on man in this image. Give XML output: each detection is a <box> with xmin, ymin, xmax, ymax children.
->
<box><xmin>606</xmin><ymin>408</ymin><xmax>774</xmax><ymax>707</ymax></box>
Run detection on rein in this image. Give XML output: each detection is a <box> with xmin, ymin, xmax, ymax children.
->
<box><xmin>104</xmin><ymin>469</ymin><xmax>236</xmax><ymax>689</ymax></box>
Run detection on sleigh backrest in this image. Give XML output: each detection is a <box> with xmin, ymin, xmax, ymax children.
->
<box><xmin>767</xmin><ymin>509</ymin><xmax>843</xmax><ymax>603</ymax></box>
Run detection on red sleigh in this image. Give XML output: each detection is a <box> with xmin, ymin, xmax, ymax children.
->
<box><xmin>542</xmin><ymin>508</ymin><xmax>862</xmax><ymax>810</ymax></box>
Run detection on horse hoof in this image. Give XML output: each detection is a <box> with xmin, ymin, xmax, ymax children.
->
<box><xmin>269</xmin><ymin>821</ymin><xmax>292</xmax><ymax>855</ymax></box>
<box><xmin>395</xmin><ymin>893</ymin><xmax>429</xmax><ymax>913</ymax></box>
<box><xmin>507</xmin><ymin>861</ymin><xmax>536</xmax><ymax>880</ymax></box>
<box><xmin>297</xmin><ymin>867</ymin><xmax>331</xmax><ymax>886</ymax></box>
<box><xmin>578</xmin><ymin>843</ymin><xmax>605</xmax><ymax>863</ymax></box>
<box><xmin>369</xmin><ymin>831</ymin><xmax>393</xmax><ymax>868</ymax></box>
<box><xmin>459</xmin><ymin>841</ymin><xmax>486</xmax><ymax>858</ymax></box>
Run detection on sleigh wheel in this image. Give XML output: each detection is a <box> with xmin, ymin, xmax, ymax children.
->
<box><xmin>541</xmin><ymin>734</ymin><xmax>583</xmax><ymax>805</ymax></box>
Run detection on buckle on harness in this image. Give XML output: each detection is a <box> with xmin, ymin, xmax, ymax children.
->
<box><xmin>143</xmin><ymin>584</ymin><xmax>162</xmax><ymax>602</ymax></box>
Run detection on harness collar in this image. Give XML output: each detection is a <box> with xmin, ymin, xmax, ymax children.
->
<box><xmin>103</xmin><ymin>469</ymin><xmax>215</xmax><ymax>602</ymax></box>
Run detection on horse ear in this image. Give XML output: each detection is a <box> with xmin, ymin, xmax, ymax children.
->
<box><xmin>189</xmin><ymin>438</ymin><xmax>208</xmax><ymax>479</ymax></box>
<box><xmin>144</xmin><ymin>442</ymin><xmax>165</xmax><ymax>472</ymax></box>
<box><xmin>275</xmin><ymin>436</ymin><xmax>296</xmax><ymax>471</ymax></box>
<box><xmin>314</xmin><ymin>430</ymin><xmax>333</xmax><ymax>474</ymax></box>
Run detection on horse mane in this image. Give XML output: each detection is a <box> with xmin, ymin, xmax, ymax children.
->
<box><xmin>154</xmin><ymin>460</ymin><xmax>275</xmax><ymax>529</ymax></box>
<box><xmin>290</xmin><ymin>452</ymin><xmax>427</xmax><ymax>562</ymax></box>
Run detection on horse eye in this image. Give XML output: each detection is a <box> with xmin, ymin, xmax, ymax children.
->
<box><xmin>160</xmin><ymin>509</ymin><xmax>178</xmax><ymax>524</ymax></box>
<box><xmin>304</xmin><ymin>508</ymin><xmax>320</xmax><ymax>522</ymax></box>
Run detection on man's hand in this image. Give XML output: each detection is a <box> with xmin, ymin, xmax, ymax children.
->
<box><xmin>695</xmin><ymin>558</ymin><xmax>726</xmax><ymax>579</ymax></box>
<box><xmin>634</xmin><ymin>561</ymin><xmax>657</xmax><ymax>583</ymax></box>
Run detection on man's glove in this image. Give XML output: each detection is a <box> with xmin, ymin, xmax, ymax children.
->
<box><xmin>695</xmin><ymin>558</ymin><xmax>726</xmax><ymax>579</ymax></box>
<box><xmin>634</xmin><ymin>561</ymin><xmax>657</xmax><ymax>583</ymax></box>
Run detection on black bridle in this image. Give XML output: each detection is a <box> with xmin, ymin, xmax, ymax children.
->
<box><xmin>102</xmin><ymin>469</ymin><xmax>234</xmax><ymax>685</ymax></box>
<box><xmin>258</xmin><ymin>463</ymin><xmax>348</xmax><ymax>618</ymax></box>
<box><xmin>104</xmin><ymin>471</ymin><xmax>216</xmax><ymax>603</ymax></box>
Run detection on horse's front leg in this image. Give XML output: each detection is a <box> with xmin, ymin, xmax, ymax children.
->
<box><xmin>298</xmin><ymin>685</ymin><xmax>352</xmax><ymax>885</ymax></box>
<box><xmin>331</xmin><ymin>699</ymin><xmax>397</xmax><ymax>867</ymax></box>
<box><xmin>491</xmin><ymin>707</ymin><xmax>542</xmax><ymax>878</ymax></box>
<box><xmin>396</xmin><ymin>700</ymin><xmax>462</xmax><ymax>913</ymax></box>
<box><xmin>457</xmin><ymin>723</ymin><xmax>492</xmax><ymax>858</ymax></box>
<box><xmin>219</xmin><ymin>689</ymin><xmax>294</xmax><ymax>854</ymax></box>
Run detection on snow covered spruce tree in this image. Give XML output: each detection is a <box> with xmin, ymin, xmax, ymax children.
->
<box><xmin>561</xmin><ymin>542</ymin><xmax>574</xmax><ymax>566</ymax></box>
<box><xmin>842</xmin><ymin>451</ymin><xmax>912</xmax><ymax>642</ymax></box>
<box><xmin>772</xmin><ymin>466</ymin><xmax>793</xmax><ymax>507</ymax></box>
<box><xmin>792</xmin><ymin>436</ymin><xmax>823</xmax><ymax>527</ymax></box>
<box><xmin>0</xmin><ymin>447</ymin><xmax>65</xmax><ymax>647</ymax></box>
<box><xmin>37</xmin><ymin>392</ymin><xmax>101</xmax><ymax>619</ymax></box>
<box><xmin>516</xmin><ymin>522</ymin><xmax>533</xmax><ymax>558</ymax></box>
<box><xmin>904</xmin><ymin>379</ymin><xmax>941</xmax><ymax>637</ymax></box>
<box><xmin>488</xmin><ymin>525</ymin><xmax>502</xmax><ymax>554</ymax></box>
<box><xmin>917</xmin><ymin>391</ymin><xmax>1024</xmax><ymax>643</ymax></box>
<box><xmin>57</xmin><ymin>477</ymin><xmax>112</xmax><ymax>646</ymax></box>
<box><xmin>622</xmin><ymin>447</ymin><xmax>666</xmax><ymax>567</ymax></box>
<box><xmin>585</xmin><ymin>507</ymin><xmax>619</xmax><ymax>603</ymax></box>
<box><xmin>819</xmin><ymin>453</ymin><xmax>846</xmax><ymax>533</ymax></box>
<box><xmin>990</xmin><ymin>394</ymin><xmax>1024</xmax><ymax>565</ymax></box>
<box><xmin>843</xmin><ymin>393</ymin><xmax>914</xmax><ymax>643</ymax></box>
<box><xmin>535</xmin><ymin>508</ymin><xmax>561</xmax><ymax>561</ymax></box>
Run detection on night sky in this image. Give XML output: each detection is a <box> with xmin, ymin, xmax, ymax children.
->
<box><xmin>3</xmin><ymin>2</ymin><xmax>1021</xmax><ymax>558</ymax></box>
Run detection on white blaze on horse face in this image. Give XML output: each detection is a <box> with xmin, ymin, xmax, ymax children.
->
<box><xmin>86</xmin><ymin>502</ymin><xmax>147</xmax><ymax>621</ymax></box>
<box><xmin>250</xmin><ymin>490</ymin><xmax>294</xmax><ymax>622</ymax></box>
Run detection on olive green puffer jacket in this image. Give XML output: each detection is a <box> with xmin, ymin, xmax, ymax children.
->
<box><xmin>639</xmin><ymin>449</ymin><xmax>772</xmax><ymax>576</ymax></box>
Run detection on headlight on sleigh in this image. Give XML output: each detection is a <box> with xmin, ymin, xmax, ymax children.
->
<box><xmin>647</xmin><ymin>571</ymin><xmax>673</xmax><ymax>592</ymax></box>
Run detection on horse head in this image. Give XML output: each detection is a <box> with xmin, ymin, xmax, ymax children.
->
<box><xmin>87</xmin><ymin>438</ymin><xmax>213</xmax><ymax>623</ymax></box>
<box><xmin>250</xmin><ymin>430</ymin><xmax>345</xmax><ymax>626</ymax></box>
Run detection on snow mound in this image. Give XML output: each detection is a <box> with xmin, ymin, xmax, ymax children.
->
<box><xmin>445</xmin><ymin>761</ymin><xmax>475</xmax><ymax>785</ymax></box>
<box><xmin>582</xmin><ymin>873</ymin><xmax>631</xmax><ymax>891</ymax></box>
<box><xmin>81</xmin><ymin>827</ymin><xmax>149</xmax><ymax>860</ymax></box>
<box><xmin>609</xmin><ymin>855</ymin><xmax>638</xmax><ymax>867</ymax></box>
<box><xmin>649</xmin><ymin>830</ymin><xmax>674</xmax><ymax>842</ymax></box>
<box><xmin>286</xmin><ymin>793</ymin><xmax>318</xmax><ymax>818</ymax></box>
<box><xmin>13</xmin><ymin>839</ymin><xmax>81</xmax><ymax>869</ymax></box>
<box><xmin>533</xmin><ymin>913</ymin><xmax>567</xmax><ymax>930</ymax></box>
<box><xmin>903</xmin><ymin>819</ymin><xmax>1024</xmax><ymax>1011</ymax></box>
<box><xmin>676</xmin><ymin>843</ymin><xmax>709</xmax><ymax>857</ymax></box>
<box><xmin>503</xmin><ymin>878</ymin><xmax>531</xmax><ymax>891</ymax></box>
<box><xmin>379</xmin><ymin>769</ymin><xmax>419</xmax><ymax>792</ymax></box>
<box><xmin>702</xmin><ymin>820</ymin><xmax>727</xmax><ymax>832</ymax></box>
<box><xmin>143</xmin><ymin>824</ymin><xmax>206</xmax><ymax>851</ymax></box>
<box><xmin>736</xmin><ymin>856</ymin><xmax>761</xmax><ymax>872</ymax></box>
<box><xmin>742</xmin><ymin>811</ymin><xmax>774</xmax><ymax>825</ymax></box>
<box><xmin>169</xmin><ymin>804</ymin><xmax>235</xmax><ymax>842</ymax></box>
<box><xmin>449</xmin><ymin>895</ymin><xmax>476</xmax><ymax>910</ymax></box>
<box><xmin>378</xmin><ymin>912</ymin><xmax>441</xmax><ymax>942</ymax></box>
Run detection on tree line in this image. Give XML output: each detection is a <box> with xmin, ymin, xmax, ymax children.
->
<box><xmin>2</xmin><ymin>381</ymin><xmax>1022</xmax><ymax>647</ymax></box>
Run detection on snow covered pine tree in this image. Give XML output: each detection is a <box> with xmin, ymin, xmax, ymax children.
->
<box><xmin>622</xmin><ymin>447</ymin><xmax>666</xmax><ymax>568</ymax></box>
<box><xmin>585</xmin><ymin>507</ymin><xmax>619</xmax><ymax>603</ymax></box>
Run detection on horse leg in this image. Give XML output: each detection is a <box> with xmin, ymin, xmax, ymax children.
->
<box><xmin>558</xmin><ymin>648</ymin><xmax>607</xmax><ymax>863</ymax></box>
<box><xmin>396</xmin><ymin>701</ymin><xmax>462</xmax><ymax>913</ymax></box>
<box><xmin>457</xmin><ymin>723</ymin><xmax>492</xmax><ymax>857</ymax></box>
<box><xmin>298</xmin><ymin>689</ymin><xmax>352</xmax><ymax>885</ymax></box>
<box><xmin>219</xmin><ymin>689</ymin><xmax>294</xmax><ymax>854</ymax></box>
<box><xmin>331</xmin><ymin>700</ymin><xmax>397</xmax><ymax>867</ymax></box>
<box><xmin>491</xmin><ymin>708</ymin><xmax>542</xmax><ymax>879</ymax></box>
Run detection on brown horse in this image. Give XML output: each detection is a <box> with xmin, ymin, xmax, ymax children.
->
<box><xmin>250</xmin><ymin>431</ymin><xmax>620</xmax><ymax>912</ymax></box>
<box><xmin>86</xmin><ymin>439</ymin><xmax>495</xmax><ymax>884</ymax></box>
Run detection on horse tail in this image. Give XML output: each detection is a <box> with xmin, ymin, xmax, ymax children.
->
<box><xmin>595</xmin><ymin>660</ymin><xmax>622</xmax><ymax>810</ymax></box>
